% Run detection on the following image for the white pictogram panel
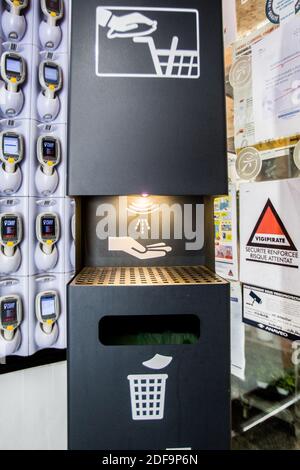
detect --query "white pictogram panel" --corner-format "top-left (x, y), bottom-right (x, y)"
top-left (96, 7), bottom-right (200, 79)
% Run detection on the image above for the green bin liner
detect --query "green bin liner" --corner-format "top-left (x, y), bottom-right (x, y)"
top-left (111, 331), bottom-right (198, 346)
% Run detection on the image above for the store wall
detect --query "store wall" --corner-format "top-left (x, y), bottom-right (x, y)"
top-left (0, 362), bottom-right (67, 450)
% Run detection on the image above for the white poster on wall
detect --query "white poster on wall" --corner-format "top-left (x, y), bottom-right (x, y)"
top-left (222, 0), bottom-right (237, 47)
top-left (230, 53), bottom-right (255, 150)
top-left (243, 284), bottom-right (300, 340)
top-left (252, 15), bottom-right (300, 143)
top-left (214, 185), bottom-right (239, 281)
top-left (228, 153), bottom-right (241, 188)
top-left (240, 178), bottom-right (300, 296)
top-left (266, 0), bottom-right (300, 24)
top-left (231, 282), bottom-right (245, 380)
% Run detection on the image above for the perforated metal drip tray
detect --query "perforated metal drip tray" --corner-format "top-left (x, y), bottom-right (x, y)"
top-left (72, 266), bottom-right (227, 287)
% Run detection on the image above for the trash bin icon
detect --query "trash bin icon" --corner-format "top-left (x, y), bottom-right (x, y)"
top-left (127, 374), bottom-right (168, 421)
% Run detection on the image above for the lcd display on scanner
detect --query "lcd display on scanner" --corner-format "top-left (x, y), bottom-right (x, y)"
top-left (46, 0), bottom-right (60, 14)
top-left (3, 136), bottom-right (19, 156)
top-left (6, 57), bottom-right (21, 76)
top-left (2, 301), bottom-right (17, 325)
top-left (41, 295), bottom-right (56, 320)
top-left (42, 140), bottom-right (56, 160)
top-left (42, 218), bottom-right (55, 238)
top-left (2, 218), bottom-right (17, 241)
top-left (45, 65), bottom-right (58, 84)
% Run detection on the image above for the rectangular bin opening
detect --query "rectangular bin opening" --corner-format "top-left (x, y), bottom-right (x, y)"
top-left (99, 314), bottom-right (200, 346)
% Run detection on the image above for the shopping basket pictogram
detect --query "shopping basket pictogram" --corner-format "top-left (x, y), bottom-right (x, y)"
top-left (134, 36), bottom-right (199, 78)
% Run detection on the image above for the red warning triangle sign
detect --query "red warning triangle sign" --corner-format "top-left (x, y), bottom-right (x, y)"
top-left (247, 199), bottom-right (297, 251)
top-left (255, 205), bottom-right (285, 236)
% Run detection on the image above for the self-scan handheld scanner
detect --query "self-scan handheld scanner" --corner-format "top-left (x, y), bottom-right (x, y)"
top-left (0, 294), bottom-right (22, 341)
top-left (1, 52), bottom-right (26, 93)
top-left (39, 0), bottom-right (64, 50)
top-left (36, 290), bottom-right (59, 335)
top-left (39, 60), bottom-right (62, 99)
top-left (0, 131), bottom-right (24, 194)
top-left (0, 131), bottom-right (24, 174)
top-left (0, 213), bottom-right (22, 257)
top-left (41, 0), bottom-right (63, 27)
top-left (36, 212), bottom-right (59, 255)
top-left (37, 60), bottom-right (62, 121)
top-left (37, 135), bottom-right (60, 176)
top-left (0, 52), bottom-right (26, 116)
top-left (2, 0), bottom-right (28, 41)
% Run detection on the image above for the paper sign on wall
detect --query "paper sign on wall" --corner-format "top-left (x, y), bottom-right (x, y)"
top-left (252, 15), bottom-right (300, 143)
top-left (231, 282), bottom-right (245, 380)
top-left (222, 0), bottom-right (237, 47)
top-left (240, 178), bottom-right (300, 295)
top-left (214, 185), bottom-right (239, 281)
top-left (243, 284), bottom-right (300, 340)
top-left (266, 0), bottom-right (300, 24)
top-left (230, 52), bottom-right (255, 150)
top-left (246, 199), bottom-right (298, 268)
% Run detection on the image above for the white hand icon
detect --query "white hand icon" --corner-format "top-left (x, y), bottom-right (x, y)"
top-left (99, 8), bottom-right (157, 39)
top-left (109, 237), bottom-right (172, 260)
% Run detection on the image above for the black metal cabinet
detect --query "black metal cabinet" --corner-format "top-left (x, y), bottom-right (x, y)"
top-left (68, 268), bottom-right (230, 450)
top-left (68, 0), bottom-right (226, 196)
top-left (67, 0), bottom-right (230, 451)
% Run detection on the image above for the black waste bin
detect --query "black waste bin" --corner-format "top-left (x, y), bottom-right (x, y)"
top-left (68, 266), bottom-right (230, 450)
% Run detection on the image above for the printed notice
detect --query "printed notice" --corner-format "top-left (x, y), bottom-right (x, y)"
top-left (230, 52), bottom-right (255, 149)
top-left (240, 178), bottom-right (300, 296)
top-left (231, 283), bottom-right (245, 380)
top-left (243, 284), bottom-right (300, 340)
top-left (252, 15), bottom-right (300, 143)
top-left (266, 0), bottom-right (300, 24)
top-left (246, 198), bottom-right (299, 269)
top-left (222, 0), bottom-right (237, 46)
top-left (214, 185), bottom-right (239, 281)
